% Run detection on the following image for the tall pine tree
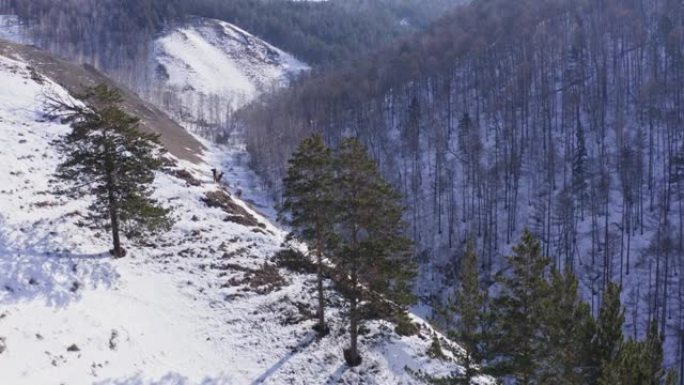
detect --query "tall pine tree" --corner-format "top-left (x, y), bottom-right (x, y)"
top-left (539, 268), bottom-right (595, 385)
top-left (332, 138), bottom-right (414, 366)
top-left (491, 229), bottom-right (550, 385)
top-left (642, 320), bottom-right (675, 385)
top-left (454, 240), bottom-right (485, 383)
top-left (593, 282), bottom-right (625, 384)
top-left (279, 134), bottom-right (335, 337)
top-left (572, 122), bottom-right (588, 214)
top-left (416, 240), bottom-right (487, 384)
top-left (53, 85), bottom-right (171, 258)
top-left (597, 321), bottom-right (675, 385)
top-left (643, 320), bottom-right (664, 385)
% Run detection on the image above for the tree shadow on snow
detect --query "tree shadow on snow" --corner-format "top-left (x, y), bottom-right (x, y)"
top-left (325, 364), bottom-right (349, 385)
top-left (250, 332), bottom-right (317, 385)
top-left (0, 215), bottom-right (119, 307)
top-left (94, 373), bottom-right (236, 385)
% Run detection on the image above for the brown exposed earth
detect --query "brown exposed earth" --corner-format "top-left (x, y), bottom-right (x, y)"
top-left (0, 39), bottom-right (205, 164)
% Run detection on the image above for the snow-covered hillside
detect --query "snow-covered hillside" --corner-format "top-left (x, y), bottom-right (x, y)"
top-left (0, 51), bottom-right (484, 384)
top-left (0, 15), bottom-right (307, 136)
top-left (150, 17), bottom-right (308, 130)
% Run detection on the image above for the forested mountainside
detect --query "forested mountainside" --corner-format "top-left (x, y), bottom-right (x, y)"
top-left (0, 1), bottom-right (309, 140)
top-left (0, 0), bottom-right (681, 382)
top-left (1, 0), bottom-right (462, 75)
top-left (0, 38), bottom-right (479, 385)
top-left (0, 0), bottom-right (462, 138)
top-left (243, 0), bottom-right (684, 368)
top-left (1, 0), bottom-right (185, 85)
top-left (185, 0), bottom-right (464, 66)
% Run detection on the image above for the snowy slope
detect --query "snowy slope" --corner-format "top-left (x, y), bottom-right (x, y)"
top-left (151, 17), bottom-right (308, 128)
top-left (0, 54), bottom-right (487, 384)
top-left (0, 15), bottom-right (307, 134)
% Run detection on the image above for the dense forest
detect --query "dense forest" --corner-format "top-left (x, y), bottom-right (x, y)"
top-left (282, 135), bottom-right (675, 383)
top-left (0, 0), bottom-right (461, 74)
top-left (0, 0), bottom-right (185, 85)
top-left (242, 0), bottom-right (684, 374)
top-left (3, 0), bottom-right (684, 379)
top-left (0, 0), bottom-right (463, 134)
top-left (185, 0), bottom-right (462, 66)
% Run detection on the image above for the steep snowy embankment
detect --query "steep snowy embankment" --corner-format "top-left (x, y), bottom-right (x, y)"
top-left (0, 54), bottom-right (485, 385)
top-left (151, 17), bottom-right (308, 127)
top-left (0, 14), bottom-right (307, 133)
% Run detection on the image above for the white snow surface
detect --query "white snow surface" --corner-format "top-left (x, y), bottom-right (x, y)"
top-left (152, 18), bottom-right (308, 115)
top-left (0, 55), bottom-right (487, 384)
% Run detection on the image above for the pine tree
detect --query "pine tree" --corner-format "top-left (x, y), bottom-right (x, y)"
top-left (491, 229), bottom-right (550, 385)
top-left (539, 268), bottom-right (595, 385)
top-left (454, 240), bottom-right (485, 383)
top-left (332, 138), bottom-right (415, 367)
top-left (457, 112), bottom-right (473, 159)
top-left (53, 85), bottom-right (171, 258)
top-left (597, 320), bottom-right (676, 385)
top-left (642, 320), bottom-right (668, 385)
top-left (572, 116), bottom-right (588, 206)
top-left (418, 241), bottom-right (487, 384)
top-left (279, 134), bottom-right (334, 337)
top-left (592, 282), bottom-right (625, 384)
top-left (403, 97), bottom-right (421, 155)
top-left (597, 339), bottom-right (642, 385)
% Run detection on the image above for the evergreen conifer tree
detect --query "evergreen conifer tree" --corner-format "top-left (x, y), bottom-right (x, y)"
top-left (572, 123), bottom-right (588, 207)
top-left (491, 229), bottom-right (550, 385)
top-left (540, 268), bottom-right (595, 385)
top-left (597, 339), bottom-right (642, 385)
top-left (279, 134), bottom-right (335, 337)
top-left (593, 282), bottom-right (625, 383)
top-left (642, 320), bottom-right (671, 385)
top-left (419, 241), bottom-right (487, 384)
top-left (457, 112), bottom-right (473, 158)
top-left (454, 240), bottom-right (485, 383)
top-left (53, 85), bottom-right (171, 258)
top-left (332, 138), bottom-right (414, 367)
top-left (597, 320), bottom-right (676, 385)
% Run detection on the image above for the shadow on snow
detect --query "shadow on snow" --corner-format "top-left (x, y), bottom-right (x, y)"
top-left (0, 215), bottom-right (119, 307)
top-left (250, 332), bottom-right (317, 385)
